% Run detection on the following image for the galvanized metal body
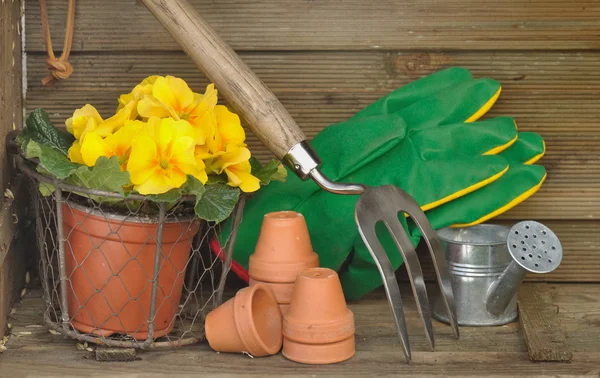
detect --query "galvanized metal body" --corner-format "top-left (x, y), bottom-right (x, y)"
top-left (433, 222), bottom-right (563, 326)
top-left (432, 224), bottom-right (517, 326)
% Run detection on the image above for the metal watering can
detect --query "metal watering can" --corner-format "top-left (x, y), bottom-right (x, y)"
top-left (432, 221), bottom-right (562, 326)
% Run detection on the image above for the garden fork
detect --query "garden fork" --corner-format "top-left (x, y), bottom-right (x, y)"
top-left (141, 0), bottom-right (459, 363)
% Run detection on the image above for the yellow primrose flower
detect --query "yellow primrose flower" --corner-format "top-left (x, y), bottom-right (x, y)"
top-left (66, 102), bottom-right (135, 142)
top-left (79, 120), bottom-right (144, 168)
top-left (127, 117), bottom-right (208, 195)
top-left (65, 104), bottom-right (103, 140)
top-left (117, 75), bottom-right (161, 119)
top-left (195, 105), bottom-right (247, 163)
top-left (138, 77), bottom-right (217, 144)
top-left (209, 143), bottom-right (260, 193)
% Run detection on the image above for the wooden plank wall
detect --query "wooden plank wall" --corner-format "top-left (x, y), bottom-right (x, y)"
top-left (24, 0), bottom-right (600, 282)
top-left (0, 0), bottom-right (27, 334)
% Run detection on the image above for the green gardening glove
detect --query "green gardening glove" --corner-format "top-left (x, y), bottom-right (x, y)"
top-left (342, 131), bottom-right (546, 299)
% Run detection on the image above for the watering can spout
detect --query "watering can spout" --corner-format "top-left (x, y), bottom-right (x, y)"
top-left (485, 262), bottom-right (527, 316)
top-left (486, 221), bottom-right (563, 316)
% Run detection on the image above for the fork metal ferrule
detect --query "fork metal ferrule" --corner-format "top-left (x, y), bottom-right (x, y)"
top-left (284, 140), bottom-right (366, 195)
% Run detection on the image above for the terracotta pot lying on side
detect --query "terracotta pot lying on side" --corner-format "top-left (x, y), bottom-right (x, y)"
top-left (205, 284), bottom-right (283, 357)
top-left (62, 201), bottom-right (199, 340)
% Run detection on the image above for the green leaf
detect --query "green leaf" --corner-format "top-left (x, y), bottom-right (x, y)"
top-left (194, 183), bottom-right (240, 223)
top-left (181, 175), bottom-right (206, 198)
top-left (38, 182), bottom-right (56, 196)
top-left (205, 174), bottom-right (227, 185)
top-left (250, 157), bottom-right (287, 185)
top-left (66, 156), bottom-right (130, 196)
top-left (147, 189), bottom-right (182, 203)
top-left (20, 109), bottom-right (75, 155)
top-left (25, 141), bottom-right (79, 179)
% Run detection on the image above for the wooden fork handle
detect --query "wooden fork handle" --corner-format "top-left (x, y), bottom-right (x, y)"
top-left (141, 0), bottom-right (306, 160)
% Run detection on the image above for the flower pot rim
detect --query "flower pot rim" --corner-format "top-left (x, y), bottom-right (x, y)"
top-left (65, 200), bottom-right (199, 225)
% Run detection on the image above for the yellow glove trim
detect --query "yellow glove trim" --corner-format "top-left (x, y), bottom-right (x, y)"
top-left (483, 134), bottom-right (518, 156)
top-left (525, 139), bottom-right (546, 165)
top-left (449, 172), bottom-right (547, 228)
top-left (465, 87), bottom-right (502, 123)
top-left (421, 165), bottom-right (509, 212)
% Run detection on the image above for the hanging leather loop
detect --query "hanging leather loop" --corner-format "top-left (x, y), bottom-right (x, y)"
top-left (40, 0), bottom-right (76, 86)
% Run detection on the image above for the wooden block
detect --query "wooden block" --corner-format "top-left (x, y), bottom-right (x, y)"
top-left (518, 284), bottom-right (573, 362)
top-left (95, 347), bottom-right (139, 362)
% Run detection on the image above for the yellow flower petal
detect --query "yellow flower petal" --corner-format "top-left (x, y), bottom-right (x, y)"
top-left (68, 141), bottom-right (84, 164)
top-left (66, 105), bottom-right (103, 140)
top-left (128, 134), bottom-right (159, 185)
top-left (80, 132), bottom-right (114, 167)
top-left (152, 76), bottom-right (195, 115)
top-left (213, 144), bottom-right (251, 172)
top-left (97, 101), bottom-right (136, 136)
top-left (228, 167), bottom-right (260, 193)
top-left (137, 94), bottom-right (173, 119)
top-left (134, 173), bottom-right (174, 195)
top-left (215, 105), bottom-right (246, 147)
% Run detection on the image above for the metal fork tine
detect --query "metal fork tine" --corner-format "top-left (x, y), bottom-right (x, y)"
top-left (393, 187), bottom-right (460, 338)
top-left (356, 205), bottom-right (412, 363)
top-left (383, 213), bottom-right (435, 351)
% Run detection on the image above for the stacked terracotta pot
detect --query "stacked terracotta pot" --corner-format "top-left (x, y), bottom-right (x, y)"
top-left (205, 211), bottom-right (355, 364)
top-left (249, 211), bottom-right (319, 314)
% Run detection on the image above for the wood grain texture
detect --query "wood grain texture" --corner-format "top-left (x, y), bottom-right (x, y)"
top-left (24, 52), bottom-right (600, 221)
top-left (0, 0), bottom-right (25, 335)
top-left (24, 0), bottom-right (600, 52)
top-left (518, 283), bottom-right (573, 362)
top-left (141, 0), bottom-right (306, 159)
top-left (3, 284), bottom-right (600, 377)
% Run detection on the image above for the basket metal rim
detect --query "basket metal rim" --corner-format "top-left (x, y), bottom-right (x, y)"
top-left (64, 199), bottom-right (198, 224)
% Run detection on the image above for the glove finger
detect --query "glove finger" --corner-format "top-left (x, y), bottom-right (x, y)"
top-left (398, 78), bottom-right (501, 129)
top-left (419, 164), bottom-right (547, 231)
top-left (413, 116), bottom-right (517, 161)
top-left (499, 132), bottom-right (546, 164)
top-left (347, 152), bottom-right (509, 211)
top-left (351, 67), bottom-right (473, 120)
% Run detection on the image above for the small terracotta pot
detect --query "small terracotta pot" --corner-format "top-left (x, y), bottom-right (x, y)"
top-left (205, 284), bottom-right (283, 357)
top-left (249, 278), bottom-right (294, 312)
top-left (62, 202), bottom-right (199, 340)
top-left (283, 268), bottom-right (355, 364)
top-left (249, 211), bottom-right (319, 283)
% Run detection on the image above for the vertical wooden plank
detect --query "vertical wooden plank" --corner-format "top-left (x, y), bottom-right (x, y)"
top-left (0, 0), bottom-right (25, 334)
top-left (518, 284), bottom-right (573, 362)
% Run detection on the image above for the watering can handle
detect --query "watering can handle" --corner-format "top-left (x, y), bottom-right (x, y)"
top-left (141, 0), bottom-right (306, 161)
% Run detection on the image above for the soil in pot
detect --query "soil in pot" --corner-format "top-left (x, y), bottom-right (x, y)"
top-left (62, 201), bottom-right (199, 340)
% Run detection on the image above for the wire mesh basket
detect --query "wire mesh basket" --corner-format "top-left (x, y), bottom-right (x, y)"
top-left (16, 153), bottom-right (244, 349)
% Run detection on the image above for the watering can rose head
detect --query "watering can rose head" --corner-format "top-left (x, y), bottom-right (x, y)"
top-left (16, 75), bottom-right (286, 223)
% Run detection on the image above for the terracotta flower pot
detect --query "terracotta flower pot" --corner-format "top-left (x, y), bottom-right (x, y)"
top-left (62, 202), bottom-right (199, 340)
top-left (205, 284), bottom-right (283, 357)
top-left (249, 278), bottom-right (295, 314)
top-left (283, 268), bottom-right (355, 364)
top-left (249, 211), bottom-right (319, 283)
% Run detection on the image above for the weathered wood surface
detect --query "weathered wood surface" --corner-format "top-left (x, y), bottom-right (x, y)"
top-left (0, 0), bottom-right (25, 335)
top-left (24, 52), bottom-right (600, 221)
top-left (518, 283), bottom-right (573, 362)
top-left (3, 284), bottom-right (600, 377)
top-left (24, 0), bottom-right (600, 52)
